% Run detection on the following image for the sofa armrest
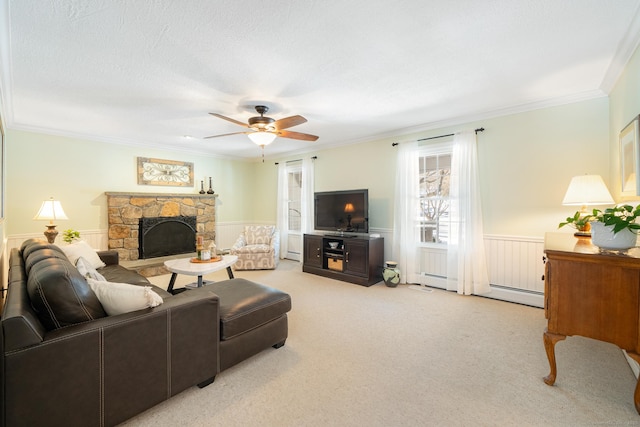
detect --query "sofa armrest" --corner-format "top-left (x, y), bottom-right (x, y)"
top-left (3, 288), bottom-right (220, 426)
top-left (97, 250), bottom-right (119, 266)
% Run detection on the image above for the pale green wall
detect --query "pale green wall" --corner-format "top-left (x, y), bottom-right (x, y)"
top-left (474, 99), bottom-right (610, 236)
top-left (5, 130), bottom-right (255, 235)
top-left (609, 43), bottom-right (640, 202)
top-left (260, 97), bottom-right (610, 238)
top-left (3, 88), bottom-right (622, 242)
top-left (250, 160), bottom-right (278, 224)
top-left (6, 97), bottom-right (612, 241)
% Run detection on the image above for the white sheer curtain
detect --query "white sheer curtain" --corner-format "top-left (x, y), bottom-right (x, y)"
top-left (392, 141), bottom-right (420, 284)
top-left (300, 157), bottom-right (315, 234)
top-left (276, 162), bottom-right (289, 259)
top-left (446, 131), bottom-right (490, 295)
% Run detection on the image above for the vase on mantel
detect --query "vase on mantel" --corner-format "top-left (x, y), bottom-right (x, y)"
top-left (590, 221), bottom-right (638, 250)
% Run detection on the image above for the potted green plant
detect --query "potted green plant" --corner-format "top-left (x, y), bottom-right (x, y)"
top-left (558, 211), bottom-right (593, 234)
top-left (560, 204), bottom-right (640, 250)
top-left (62, 229), bottom-right (81, 244)
top-left (590, 205), bottom-right (640, 249)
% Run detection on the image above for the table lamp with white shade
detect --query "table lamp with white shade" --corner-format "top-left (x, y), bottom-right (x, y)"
top-left (33, 197), bottom-right (68, 243)
top-left (562, 174), bottom-right (614, 236)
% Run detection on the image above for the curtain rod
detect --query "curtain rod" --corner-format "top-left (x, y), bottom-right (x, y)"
top-left (391, 127), bottom-right (485, 147)
top-left (275, 156), bottom-right (317, 165)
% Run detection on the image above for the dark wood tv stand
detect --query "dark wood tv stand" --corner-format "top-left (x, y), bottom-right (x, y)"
top-left (302, 234), bottom-right (384, 286)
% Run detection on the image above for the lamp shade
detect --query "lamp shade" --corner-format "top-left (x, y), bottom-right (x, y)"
top-left (34, 197), bottom-right (68, 222)
top-left (247, 131), bottom-right (277, 146)
top-left (562, 175), bottom-right (614, 206)
top-left (344, 203), bottom-right (355, 213)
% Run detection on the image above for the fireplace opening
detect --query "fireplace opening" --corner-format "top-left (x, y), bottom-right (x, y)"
top-left (139, 216), bottom-right (197, 259)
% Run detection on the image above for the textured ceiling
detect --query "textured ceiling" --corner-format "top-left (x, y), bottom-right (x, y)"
top-left (2, 0), bottom-right (640, 160)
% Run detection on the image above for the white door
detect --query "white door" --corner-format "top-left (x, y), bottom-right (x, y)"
top-left (286, 164), bottom-right (303, 261)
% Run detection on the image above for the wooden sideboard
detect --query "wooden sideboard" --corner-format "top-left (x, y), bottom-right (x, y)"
top-left (543, 232), bottom-right (640, 414)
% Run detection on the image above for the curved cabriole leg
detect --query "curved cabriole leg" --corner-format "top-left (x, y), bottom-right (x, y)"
top-left (543, 330), bottom-right (566, 386)
top-left (626, 352), bottom-right (640, 414)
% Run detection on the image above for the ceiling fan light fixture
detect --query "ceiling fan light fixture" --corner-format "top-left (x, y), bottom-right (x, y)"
top-left (248, 131), bottom-right (277, 146)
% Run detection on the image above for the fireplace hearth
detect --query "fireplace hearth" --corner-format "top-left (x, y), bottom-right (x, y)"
top-left (139, 216), bottom-right (196, 259)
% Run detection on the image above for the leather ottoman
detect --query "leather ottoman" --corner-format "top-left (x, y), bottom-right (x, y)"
top-left (206, 278), bottom-right (292, 371)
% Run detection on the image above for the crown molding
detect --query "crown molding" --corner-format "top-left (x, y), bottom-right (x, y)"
top-left (8, 121), bottom-right (249, 161)
top-left (600, 2), bottom-right (640, 93)
top-left (359, 90), bottom-right (608, 143)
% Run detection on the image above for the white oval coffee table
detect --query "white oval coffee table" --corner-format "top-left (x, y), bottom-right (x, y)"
top-left (164, 255), bottom-right (238, 293)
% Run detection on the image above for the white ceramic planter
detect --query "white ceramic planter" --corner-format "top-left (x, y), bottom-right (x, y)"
top-left (590, 221), bottom-right (638, 250)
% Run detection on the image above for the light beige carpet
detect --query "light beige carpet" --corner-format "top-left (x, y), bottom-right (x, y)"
top-left (121, 260), bottom-right (640, 426)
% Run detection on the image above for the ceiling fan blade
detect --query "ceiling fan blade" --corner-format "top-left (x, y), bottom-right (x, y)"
top-left (209, 113), bottom-right (249, 128)
top-left (276, 129), bottom-right (319, 141)
top-left (273, 115), bottom-right (307, 130)
top-left (203, 131), bottom-right (250, 139)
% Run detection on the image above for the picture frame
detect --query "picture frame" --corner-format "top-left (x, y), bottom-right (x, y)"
top-left (137, 157), bottom-right (194, 187)
top-left (620, 115), bottom-right (640, 197)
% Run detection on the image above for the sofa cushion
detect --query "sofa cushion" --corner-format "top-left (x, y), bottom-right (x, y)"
top-left (24, 248), bottom-right (69, 275)
top-left (22, 240), bottom-right (65, 259)
top-left (96, 264), bottom-right (171, 299)
top-left (207, 278), bottom-right (291, 340)
top-left (86, 278), bottom-right (163, 316)
top-left (61, 240), bottom-right (106, 269)
top-left (98, 264), bottom-right (151, 285)
top-left (234, 244), bottom-right (273, 254)
top-left (27, 257), bottom-right (107, 330)
top-left (244, 225), bottom-right (274, 245)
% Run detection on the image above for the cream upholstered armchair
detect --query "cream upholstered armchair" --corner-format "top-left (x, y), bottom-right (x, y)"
top-left (230, 225), bottom-right (280, 270)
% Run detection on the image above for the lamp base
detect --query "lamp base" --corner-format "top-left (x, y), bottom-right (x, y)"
top-left (43, 224), bottom-right (58, 244)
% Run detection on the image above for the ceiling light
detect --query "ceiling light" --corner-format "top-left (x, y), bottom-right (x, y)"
top-left (248, 132), bottom-right (277, 146)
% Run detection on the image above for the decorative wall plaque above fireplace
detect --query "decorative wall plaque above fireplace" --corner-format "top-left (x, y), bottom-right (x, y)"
top-left (137, 157), bottom-right (194, 187)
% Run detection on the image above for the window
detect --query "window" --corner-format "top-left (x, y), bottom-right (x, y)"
top-left (418, 151), bottom-right (451, 243)
top-left (287, 164), bottom-right (302, 232)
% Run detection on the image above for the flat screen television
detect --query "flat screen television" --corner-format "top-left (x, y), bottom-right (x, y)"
top-left (314, 189), bottom-right (369, 233)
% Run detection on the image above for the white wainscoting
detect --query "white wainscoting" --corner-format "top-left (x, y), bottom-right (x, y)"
top-left (6, 229), bottom-right (108, 254)
top-left (484, 235), bottom-right (545, 293)
top-left (414, 234), bottom-right (545, 307)
top-left (214, 221), bottom-right (248, 251)
top-left (4, 227), bottom-right (545, 307)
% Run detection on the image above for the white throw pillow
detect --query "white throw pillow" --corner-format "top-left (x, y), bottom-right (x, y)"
top-left (76, 256), bottom-right (107, 281)
top-left (61, 240), bottom-right (106, 269)
top-left (86, 278), bottom-right (163, 316)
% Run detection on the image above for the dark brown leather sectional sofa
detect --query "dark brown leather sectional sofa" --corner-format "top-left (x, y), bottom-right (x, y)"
top-left (0, 239), bottom-right (291, 426)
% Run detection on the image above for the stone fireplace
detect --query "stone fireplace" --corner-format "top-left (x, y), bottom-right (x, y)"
top-left (106, 192), bottom-right (216, 261)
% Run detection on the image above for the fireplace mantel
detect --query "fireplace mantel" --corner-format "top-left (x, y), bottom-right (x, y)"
top-left (105, 192), bottom-right (217, 199)
top-left (106, 192), bottom-right (216, 261)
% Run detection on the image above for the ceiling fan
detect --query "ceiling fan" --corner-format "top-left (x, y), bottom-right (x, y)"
top-left (205, 105), bottom-right (319, 146)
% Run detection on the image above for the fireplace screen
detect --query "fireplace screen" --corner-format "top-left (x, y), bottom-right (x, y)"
top-left (139, 216), bottom-right (197, 259)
